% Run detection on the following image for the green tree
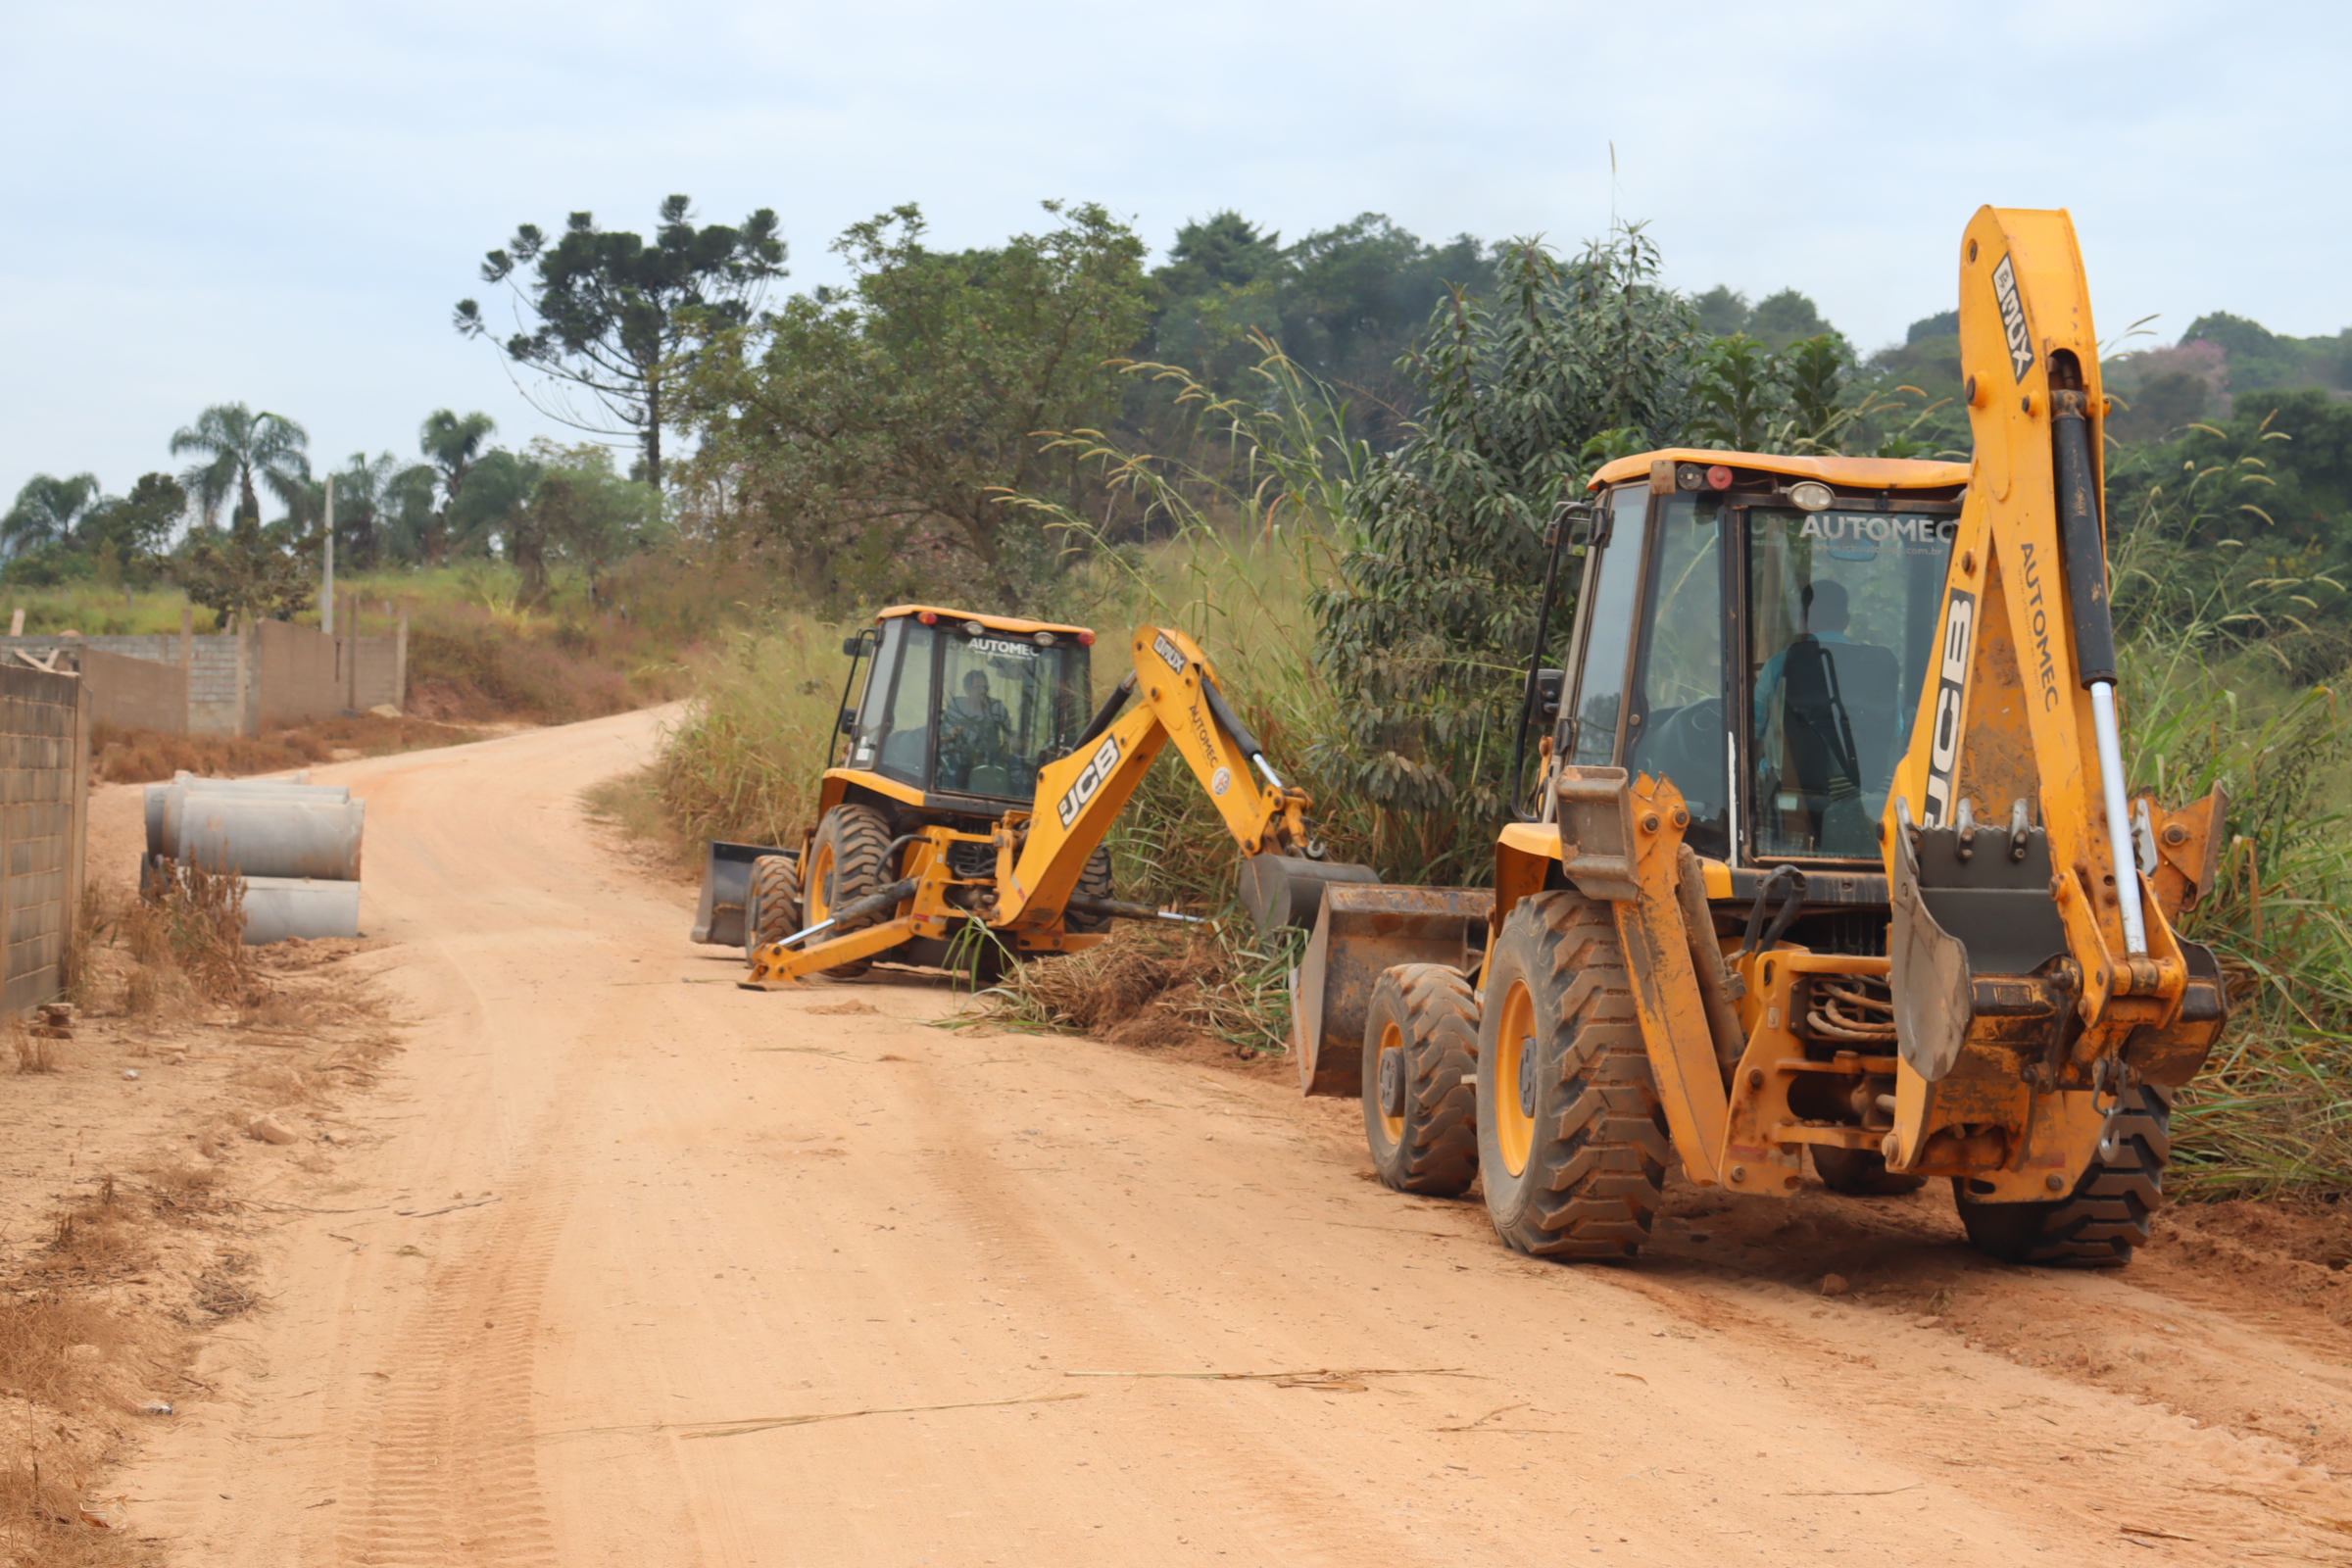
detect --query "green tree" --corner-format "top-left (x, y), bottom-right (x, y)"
top-left (1311, 223), bottom-right (1700, 864)
top-left (79, 472), bottom-right (187, 578)
top-left (170, 403), bottom-right (310, 525)
top-left (416, 410), bottom-right (497, 564)
top-left (513, 440), bottom-right (663, 602)
top-left (456, 195), bottom-right (786, 487)
top-left (328, 452), bottom-right (436, 569)
top-left (684, 199), bottom-right (1150, 606)
top-left (177, 512), bottom-right (314, 623)
top-left (2, 472), bottom-right (106, 557)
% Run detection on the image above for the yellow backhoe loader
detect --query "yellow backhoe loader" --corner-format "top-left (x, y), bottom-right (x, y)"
top-left (692, 607), bottom-right (1376, 987)
top-left (1299, 206), bottom-right (2231, 1267)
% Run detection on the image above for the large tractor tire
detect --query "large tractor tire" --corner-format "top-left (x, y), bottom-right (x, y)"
top-left (1812, 1146), bottom-right (1928, 1197)
top-left (1067, 847), bottom-right (1117, 935)
top-left (1476, 891), bottom-right (1671, 1259)
top-left (745, 855), bottom-right (803, 954)
top-left (1361, 964), bottom-right (1480, 1197)
top-left (805, 805), bottom-right (897, 977)
top-left (1954, 1086), bottom-right (2171, 1267)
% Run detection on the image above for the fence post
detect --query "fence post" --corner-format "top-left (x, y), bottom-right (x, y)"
top-left (178, 603), bottom-right (194, 735)
top-left (395, 612), bottom-right (410, 713)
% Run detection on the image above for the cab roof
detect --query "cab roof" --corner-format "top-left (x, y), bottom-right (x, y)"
top-left (1588, 449), bottom-right (1970, 491)
top-left (875, 605), bottom-right (1095, 638)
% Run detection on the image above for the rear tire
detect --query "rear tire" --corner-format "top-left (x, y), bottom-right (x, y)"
top-left (807, 805), bottom-right (896, 977)
top-left (746, 855), bottom-right (803, 954)
top-left (1476, 892), bottom-right (1670, 1259)
top-left (1067, 847), bottom-right (1116, 934)
top-left (1813, 1146), bottom-right (1928, 1196)
top-left (1361, 964), bottom-right (1480, 1197)
top-left (1954, 1086), bottom-right (2171, 1267)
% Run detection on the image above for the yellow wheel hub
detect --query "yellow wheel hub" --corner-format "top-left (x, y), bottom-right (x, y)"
top-left (808, 842), bottom-right (837, 924)
top-left (1494, 979), bottom-right (1537, 1177)
top-left (1374, 1020), bottom-right (1406, 1146)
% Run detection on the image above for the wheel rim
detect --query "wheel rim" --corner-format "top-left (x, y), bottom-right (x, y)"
top-left (808, 842), bottom-right (836, 924)
top-left (1494, 979), bottom-right (1537, 1178)
top-left (1374, 1021), bottom-right (1406, 1146)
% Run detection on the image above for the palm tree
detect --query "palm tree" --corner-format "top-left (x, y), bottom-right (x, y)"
top-left (1, 472), bottom-right (107, 558)
top-left (330, 451), bottom-right (437, 568)
top-left (171, 403), bottom-right (311, 526)
top-left (417, 410), bottom-right (496, 564)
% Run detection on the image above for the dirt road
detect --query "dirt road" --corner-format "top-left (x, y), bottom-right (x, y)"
top-left (119, 710), bottom-right (2352, 1566)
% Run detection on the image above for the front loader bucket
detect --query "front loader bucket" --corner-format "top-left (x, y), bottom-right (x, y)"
top-left (692, 839), bottom-right (796, 947)
top-left (1292, 885), bottom-right (1493, 1097)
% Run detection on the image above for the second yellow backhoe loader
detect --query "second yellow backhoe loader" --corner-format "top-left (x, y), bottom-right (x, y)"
top-left (695, 607), bottom-right (1376, 988)
top-left (1298, 206), bottom-right (2232, 1268)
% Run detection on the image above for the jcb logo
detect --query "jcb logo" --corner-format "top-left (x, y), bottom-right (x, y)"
top-left (1056, 732), bottom-right (1123, 829)
top-left (1152, 633), bottom-right (1187, 675)
top-left (1923, 589), bottom-right (1977, 827)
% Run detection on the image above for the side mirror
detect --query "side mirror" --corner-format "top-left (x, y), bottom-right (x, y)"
top-left (838, 708), bottom-right (858, 736)
top-left (841, 635), bottom-right (865, 658)
top-left (1559, 503), bottom-right (1600, 557)
top-left (1532, 667), bottom-right (1565, 724)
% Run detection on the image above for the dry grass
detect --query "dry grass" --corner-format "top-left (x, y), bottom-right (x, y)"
top-left (121, 866), bottom-right (253, 1010)
top-left (8, 1022), bottom-right (55, 1076)
top-left (979, 923), bottom-right (1299, 1055)
top-left (91, 712), bottom-right (481, 786)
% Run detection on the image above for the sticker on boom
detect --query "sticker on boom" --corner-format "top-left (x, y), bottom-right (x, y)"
top-left (1922, 588), bottom-right (1977, 827)
top-left (1991, 254), bottom-right (2034, 382)
top-left (1056, 732), bottom-right (1123, 829)
top-left (1152, 632), bottom-right (1187, 675)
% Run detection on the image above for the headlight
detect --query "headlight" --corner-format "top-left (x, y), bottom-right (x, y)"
top-left (1788, 480), bottom-right (1835, 512)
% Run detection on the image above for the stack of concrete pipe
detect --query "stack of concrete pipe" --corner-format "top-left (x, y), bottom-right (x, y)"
top-left (142, 772), bottom-right (365, 944)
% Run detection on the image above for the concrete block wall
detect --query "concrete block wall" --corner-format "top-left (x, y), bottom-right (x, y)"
top-left (0, 663), bottom-right (87, 1012)
top-left (0, 626), bottom-right (401, 735)
top-left (75, 646), bottom-right (186, 732)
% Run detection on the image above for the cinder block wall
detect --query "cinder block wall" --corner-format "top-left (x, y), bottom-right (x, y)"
top-left (75, 647), bottom-right (185, 731)
top-left (0, 629), bottom-right (400, 734)
top-left (0, 664), bottom-right (88, 1012)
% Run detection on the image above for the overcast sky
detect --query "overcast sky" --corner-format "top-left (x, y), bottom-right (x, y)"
top-left (3, 0), bottom-right (2344, 505)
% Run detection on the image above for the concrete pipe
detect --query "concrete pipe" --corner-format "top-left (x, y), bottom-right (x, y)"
top-left (239, 876), bottom-right (362, 945)
top-left (169, 788), bottom-right (366, 881)
top-left (148, 779), bottom-right (349, 856)
top-left (174, 777), bottom-right (351, 802)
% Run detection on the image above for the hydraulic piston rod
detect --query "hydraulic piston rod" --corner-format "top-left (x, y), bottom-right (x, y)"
top-left (2052, 389), bottom-right (2146, 956)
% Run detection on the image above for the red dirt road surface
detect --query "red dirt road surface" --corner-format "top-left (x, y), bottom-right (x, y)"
top-left (115, 710), bottom-right (2352, 1566)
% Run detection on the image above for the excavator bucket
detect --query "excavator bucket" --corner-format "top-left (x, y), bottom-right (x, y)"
top-left (1292, 884), bottom-right (1493, 1097)
top-left (691, 839), bottom-right (796, 947)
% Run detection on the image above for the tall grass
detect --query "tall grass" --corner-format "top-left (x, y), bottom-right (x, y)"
top-left (2117, 539), bottom-right (2352, 1198)
top-left (652, 614), bottom-right (854, 849)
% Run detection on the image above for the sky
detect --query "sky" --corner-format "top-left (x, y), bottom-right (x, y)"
top-left (3, 0), bottom-right (2346, 507)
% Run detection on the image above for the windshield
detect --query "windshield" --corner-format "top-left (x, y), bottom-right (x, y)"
top-left (936, 631), bottom-right (1092, 800)
top-left (1747, 506), bottom-right (1954, 859)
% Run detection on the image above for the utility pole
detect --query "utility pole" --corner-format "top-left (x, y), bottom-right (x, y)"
top-left (322, 474), bottom-right (336, 636)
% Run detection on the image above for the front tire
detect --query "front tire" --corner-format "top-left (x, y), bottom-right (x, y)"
top-left (1954, 1086), bottom-right (2171, 1267)
top-left (1361, 964), bottom-right (1480, 1197)
top-left (1476, 892), bottom-right (1670, 1259)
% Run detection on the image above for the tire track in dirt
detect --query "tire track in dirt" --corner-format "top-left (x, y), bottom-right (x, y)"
top-left (338, 1175), bottom-right (570, 1567)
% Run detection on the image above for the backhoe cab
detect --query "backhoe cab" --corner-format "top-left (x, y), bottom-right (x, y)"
top-left (693, 605), bottom-right (1376, 988)
top-left (1318, 207), bottom-right (2231, 1269)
